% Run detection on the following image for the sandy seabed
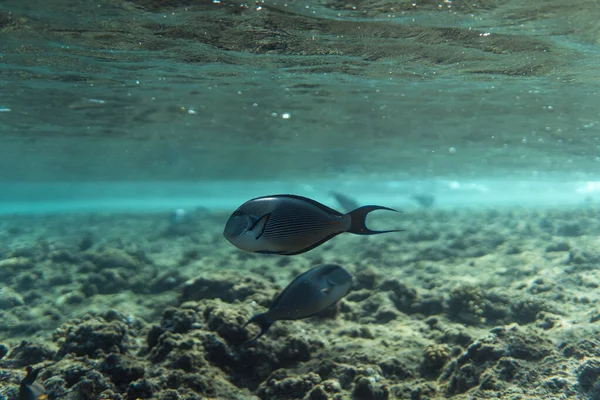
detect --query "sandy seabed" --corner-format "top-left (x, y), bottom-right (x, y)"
top-left (1, 205), bottom-right (600, 399)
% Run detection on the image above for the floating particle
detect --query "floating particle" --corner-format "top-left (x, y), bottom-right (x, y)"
top-left (282, 113), bottom-right (291, 119)
top-left (448, 146), bottom-right (456, 154)
top-left (0, 106), bottom-right (11, 112)
top-left (582, 123), bottom-right (595, 130)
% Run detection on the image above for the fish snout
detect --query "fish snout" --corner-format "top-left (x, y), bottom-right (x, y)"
top-left (224, 214), bottom-right (252, 238)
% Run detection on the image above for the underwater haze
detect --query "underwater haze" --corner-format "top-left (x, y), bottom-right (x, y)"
top-left (2, 0), bottom-right (600, 399)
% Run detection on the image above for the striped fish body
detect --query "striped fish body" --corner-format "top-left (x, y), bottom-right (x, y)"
top-left (224, 194), bottom-right (350, 255)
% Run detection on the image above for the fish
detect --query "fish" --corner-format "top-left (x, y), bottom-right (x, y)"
top-left (223, 194), bottom-right (401, 256)
top-left (19, 366), bottom-right (47, 400)
top-left (242, 264), bottom-right (353, 343)
top-left (410, 193), bottom-right (435, 208)
top-left (329, 191), bottom-right (360, 213)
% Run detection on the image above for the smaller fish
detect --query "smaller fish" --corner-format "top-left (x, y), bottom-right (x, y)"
top-left (243, 264), bottom-right (353, 343)
top-left (410, 193), bottom-right (435, 208)
top-left (329, 191), bottom-right (360, 213)
top-left (19, 366), bottom-right (47, 400)
top-left (224, 194), bottom-right (402, 256)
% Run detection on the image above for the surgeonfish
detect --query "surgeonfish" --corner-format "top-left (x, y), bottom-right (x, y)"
top-left (19, 366), bottom-right (47, 400)
top-left (243, 264), bottom-right (353, 342)
top-left (223, 194), bottom-right (401, 255)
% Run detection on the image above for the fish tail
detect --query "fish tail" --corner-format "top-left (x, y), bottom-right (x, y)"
top-left (242, 313), bottom-right (273, 343)
top-left (347, 205), bottom-right (403, 235)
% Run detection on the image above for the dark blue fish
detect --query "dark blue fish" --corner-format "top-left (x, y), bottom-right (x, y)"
top-left (223, 194), bottom-right (401, 255)
top-left (243, 264), bottom-right (353, 342)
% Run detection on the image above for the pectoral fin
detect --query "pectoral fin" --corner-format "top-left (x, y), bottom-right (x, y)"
top-left (249, 213), bottom-right (271, 240)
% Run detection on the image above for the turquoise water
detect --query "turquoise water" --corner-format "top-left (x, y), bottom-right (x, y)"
top-left (0, 179), bottom-right (597, 215)
top-left (2, 1), bottom-right (600, 399)
top-left (2, 0), bottom-right (600, 186)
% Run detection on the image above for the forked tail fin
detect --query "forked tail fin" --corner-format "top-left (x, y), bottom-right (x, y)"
top-left (347, 205), bottom-right (403, 235)
top-left (242, 313), bottom-right (273, 345)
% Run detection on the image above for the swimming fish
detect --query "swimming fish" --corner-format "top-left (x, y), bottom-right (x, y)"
top-left (243, 264), bottom-right (353, 342)
top-left (223, 194), bottom-right (401, 255)
top-left (410, 193), bottom-right (435, 208)
top-left (329, 191), bottom-right (360, 213)
top-left (19, 366), bottom-right (47, 400)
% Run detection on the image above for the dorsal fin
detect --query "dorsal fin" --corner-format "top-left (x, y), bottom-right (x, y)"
top-left (249, 194), bottom-right (344, 217)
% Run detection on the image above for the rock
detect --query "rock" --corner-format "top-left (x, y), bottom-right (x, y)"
top-left (0, 257), bottom-right (35, 270)
top-left (577, 359), bottom-right (600, 392)
top-left (98, 353), bottom-right (145, 390)
top-left (126, 378), bottom-right (159, 399)
top-left (378, 358), bottom-right (414, 381)
top-left (257, 371), bottom-right (322, 400)
top-left (352, 376), bottom-right (389, 400)
top-left (562, 339), bottom-right (600, 359)
top-left (50, 249), bottom-right (79, 263)
top-left (179, 274), bottom-right (268, 304)
top-left (545, 241), bottom-right (570, 252)
top-left (442, 325), bottom-right (555, 395)
top-left (203, 299), bottom-right (251, 344)
top-left (512, 295), bottom-right (550, 323)
top-left (379, 279), bottom-right (417, 314)
top-left (69, 369), bottom-right (117, 399)
top-left (5, 340), bottom-right (55, 367)
top-left (373, 306), bottom-right (399, 323)
top-left (422, 344), bottom-right (451, 371)
top-left (407, 230), bottom-right (440, 242)
top-left (58, 291), bottom-right (86, 305)
top-left (556, 222), bottom-right (583, 237)
top-left (159, 306), bottom-right (200, 334)
top-left (0, 287), bottom-right (24, 309)
top-left (83, 248), bottom-right (141, 271)
top-left (54, 316), bottom-right (132, 358)
top-left (353, 268), bottom-right (380, 290)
